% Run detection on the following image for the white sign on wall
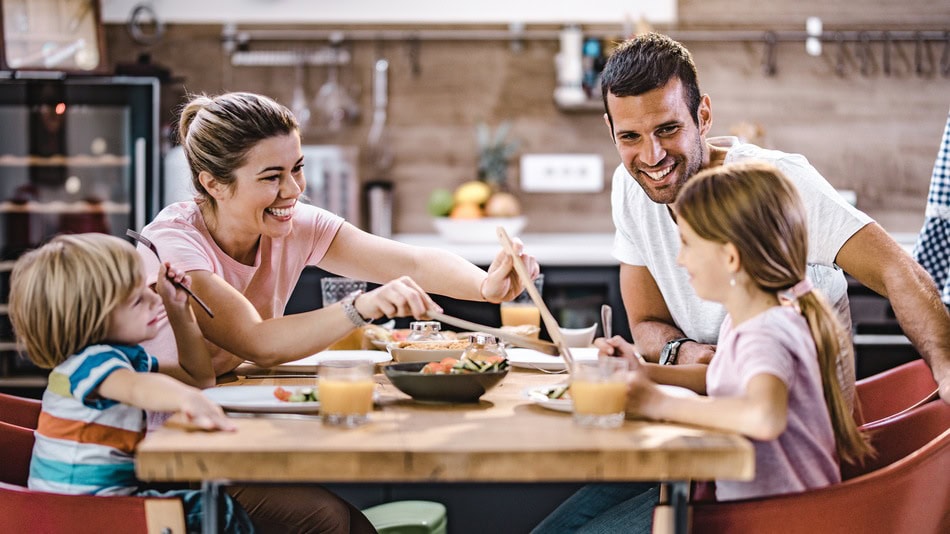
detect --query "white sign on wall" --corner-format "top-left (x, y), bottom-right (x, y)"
top-left (101, 1), bottom-right (676, 24)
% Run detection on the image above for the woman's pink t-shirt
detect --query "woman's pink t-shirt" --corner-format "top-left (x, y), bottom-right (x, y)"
top-left (137, 201), bottom-right (344, 373)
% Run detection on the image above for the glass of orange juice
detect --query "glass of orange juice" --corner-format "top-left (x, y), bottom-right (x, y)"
top-left (500, 274), bottom-right (544, 338)
top-left (570, 358), bottom-right (629, 428)
top-left (322, 277), bottom-right (368, 350)
top-left (318, 360), bottom-right (375, 427)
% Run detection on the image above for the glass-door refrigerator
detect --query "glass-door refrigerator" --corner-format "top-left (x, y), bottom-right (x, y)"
top-left (0, 76), bottom-right (159, 395)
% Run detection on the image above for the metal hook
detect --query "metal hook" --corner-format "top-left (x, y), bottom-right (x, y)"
top-left (915, 31), bottom-right (934, 77)
top-left (762, 31), bottom-right (778, 76)
top-left (858, 31), bottom-right (874, 77)
top-left (835, 32), bottom-right (848, 77)
top-left (408, 34), bottom-right (422, 77)
top-left (883, 31), bottom-right (892, 76)
top-left (940, 31), bottom-right (950, 77)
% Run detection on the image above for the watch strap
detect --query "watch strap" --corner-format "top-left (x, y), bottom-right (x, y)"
top-left (659, 337), bottom-right (693, 365)
top-left (341, 290), bottom-right (371, 328)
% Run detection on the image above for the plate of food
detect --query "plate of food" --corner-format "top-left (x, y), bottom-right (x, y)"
top-left (523, 383), bottom-right (700, 413)
top-left (506, 347), bottom-right (600, 372)
top-left (204, 385), bottom-right (322, 413)
top-left (388, 339), bottom-right (470, 363)
top-left (244, 350), bottom-right (393, 374)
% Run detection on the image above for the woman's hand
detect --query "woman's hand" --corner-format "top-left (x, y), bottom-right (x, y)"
top-left (354, 275), bottom-right (442, 320)
top-left (482, 237), bottom-right (541, 303)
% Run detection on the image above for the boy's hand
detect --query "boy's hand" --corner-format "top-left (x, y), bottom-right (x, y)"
top-left (180, 389), bottom-right (236, 432)
top-left (155, 262), bottom-right (191, 313)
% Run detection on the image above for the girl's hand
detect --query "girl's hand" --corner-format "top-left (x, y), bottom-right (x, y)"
top-left (625, 370), bottom-right (662, 418)
top-left (354, 276), bottom-right (441, 320)
top-left (482, 238), bottom-right (541, 304)
top-left (179, 388), bottom-right (236, 432)
top-left (594, 336), bottom-right (643, 369)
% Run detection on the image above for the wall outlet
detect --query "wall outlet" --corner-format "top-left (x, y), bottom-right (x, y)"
top-left (520, 154), bottom-right (604, 193)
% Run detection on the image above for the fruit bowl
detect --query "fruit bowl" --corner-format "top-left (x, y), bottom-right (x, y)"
top-left (432, 216), bottom-right (526, 243)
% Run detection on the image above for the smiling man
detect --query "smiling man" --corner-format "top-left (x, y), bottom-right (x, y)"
top-left (601, 33), bottom-right (950, 405)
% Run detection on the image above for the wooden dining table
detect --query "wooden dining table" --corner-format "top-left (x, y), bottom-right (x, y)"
top-left (135, 363), bottom-right (754, 534)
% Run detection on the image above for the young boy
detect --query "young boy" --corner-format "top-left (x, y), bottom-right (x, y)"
top-left (8, 233), bottom-right (252, 533)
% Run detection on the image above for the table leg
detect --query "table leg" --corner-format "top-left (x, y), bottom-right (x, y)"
top-left (202, 479), bottom-right (223, 534)
top-left (653, 481), bottom-right (691, 534)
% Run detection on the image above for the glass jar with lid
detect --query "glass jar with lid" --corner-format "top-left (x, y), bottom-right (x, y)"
top-left (460, 332), bottom-right (507, 362)
top-left (406, 321), bottom-right (446, 342)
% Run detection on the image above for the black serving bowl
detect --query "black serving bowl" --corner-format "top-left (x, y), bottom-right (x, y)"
top-left (383, 361), bottom-right (508, 403)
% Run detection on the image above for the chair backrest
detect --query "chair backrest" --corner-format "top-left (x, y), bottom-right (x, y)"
top-left (692, 401), bottom-right (950, 534)
top-left (0, 392), bottom-right (42, 429)
top-left (854, 358), bottom-right (938, 426)
top-left (0, 415), bottom-right (186, 533)
top-left (0, 420), bottom-right (35, 486)
top-left (0, 482), bottom-right (186, 534)
top-left (842, 399), bottom-right (950, 480)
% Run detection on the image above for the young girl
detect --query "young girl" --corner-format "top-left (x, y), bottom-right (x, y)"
top-left (8, 233), bottom-right (252, 533)
top-left (534, 161), bottom-right (873, 532)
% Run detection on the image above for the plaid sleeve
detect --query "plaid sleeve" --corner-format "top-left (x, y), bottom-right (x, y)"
top-left (913, 110), bottom-right (950, 305)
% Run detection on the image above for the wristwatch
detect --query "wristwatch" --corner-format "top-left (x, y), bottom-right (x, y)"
top-left (340, 290), bottom-right (371, 327)
top-left (659, 337), bottom-right (693, 366)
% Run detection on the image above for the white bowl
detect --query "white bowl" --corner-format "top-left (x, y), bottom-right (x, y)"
top-left (432, 216), bottom-right (527, 243)
top-left (559, 323), bottom-right (598, 347)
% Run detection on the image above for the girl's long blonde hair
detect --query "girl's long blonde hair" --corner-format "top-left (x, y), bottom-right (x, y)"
top-left (674, 161), bottom-right (873, 465)
top-left (8, 233), bottom-right (142, 368)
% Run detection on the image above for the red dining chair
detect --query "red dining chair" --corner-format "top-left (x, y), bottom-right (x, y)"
top-left (853, 358), bottom-right (938, 426)
top-left (0, 415), bottom-right (186, 533)
top-left (690, 401), bottom-right (950, 534)
top-left (0, 392), bottom-right (42, 429)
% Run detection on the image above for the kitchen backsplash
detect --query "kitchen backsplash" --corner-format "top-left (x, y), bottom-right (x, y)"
top-left (103, 1), bottom-right (948, 235)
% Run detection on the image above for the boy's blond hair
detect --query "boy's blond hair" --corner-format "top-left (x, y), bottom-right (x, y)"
top-left (8, 233), bottom-right (143, 368)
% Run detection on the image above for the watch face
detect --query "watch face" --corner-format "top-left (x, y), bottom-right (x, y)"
top-left (1, 0), bottom-right (103, 71)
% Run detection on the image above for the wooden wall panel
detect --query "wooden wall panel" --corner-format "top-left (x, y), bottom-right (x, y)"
top-left (104, 1), bottom-right (949, 235)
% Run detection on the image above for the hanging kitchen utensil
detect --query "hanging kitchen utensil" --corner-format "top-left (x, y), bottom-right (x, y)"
top-left (313, 41), bottom-right (358, 132)
top-left (290, 55), bottom-right (311, 131)
top-left (365, 58), bottom-right (394, 176)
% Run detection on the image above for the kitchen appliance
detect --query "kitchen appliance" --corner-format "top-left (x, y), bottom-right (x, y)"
top-left (0, 75), bottom-right (160, 394)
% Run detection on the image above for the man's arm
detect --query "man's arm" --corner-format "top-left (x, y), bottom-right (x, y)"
top-left (619, 263), bottom-right (715, 364)
top-left (835, 223), bottom-right (950, 403)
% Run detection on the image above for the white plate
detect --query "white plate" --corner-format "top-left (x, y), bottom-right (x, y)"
top-left (261, 350), bottom-right (392, 373)
top-left (204, 385), bottom-right (321, 413)
top-left (523, 384), bottom-right (699, 414)
top-left (506, 347), bottom-right (600, 371)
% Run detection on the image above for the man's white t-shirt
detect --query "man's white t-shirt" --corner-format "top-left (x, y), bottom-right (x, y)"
top-left (611, 136), bottom-right (873, 404)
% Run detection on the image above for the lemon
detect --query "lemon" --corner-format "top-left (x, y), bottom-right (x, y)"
top-left (427, 188), bottom-right (455, 217)
top-left (454, 180), bottom-right (492, 206)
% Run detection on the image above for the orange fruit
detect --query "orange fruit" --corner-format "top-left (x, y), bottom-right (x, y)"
top-left (450, 202), bottom-right (483, 219)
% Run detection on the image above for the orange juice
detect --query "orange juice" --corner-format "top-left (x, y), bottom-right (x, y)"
top-left (328, 328), bottom-right (365, 351)
top-left (500, 303), bottom-right (541, 334)
top-left (570, 380), bottom-right (627, 415)
top-left (318, 379), bottom-right (374, 416)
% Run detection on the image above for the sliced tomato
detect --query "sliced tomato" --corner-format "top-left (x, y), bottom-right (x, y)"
top-left (439, 357), bottom-right (459, 366)
top-left (273, 386), bottom-right (292, 402)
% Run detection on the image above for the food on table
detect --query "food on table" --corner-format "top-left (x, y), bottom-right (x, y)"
top-left (273, 386), bottom-right (319, 403)
top-left (420, 356), bottom-right (509, 375)
top-left (546, 385), bottom-right (570, 400)
top-left (395, 339), bottom-right (470, 350)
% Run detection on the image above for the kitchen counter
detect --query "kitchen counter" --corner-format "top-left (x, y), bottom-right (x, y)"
top-left (394, 230), bottom-right (918, 267)
top-left (393, 233), bottom-right (618, 266)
